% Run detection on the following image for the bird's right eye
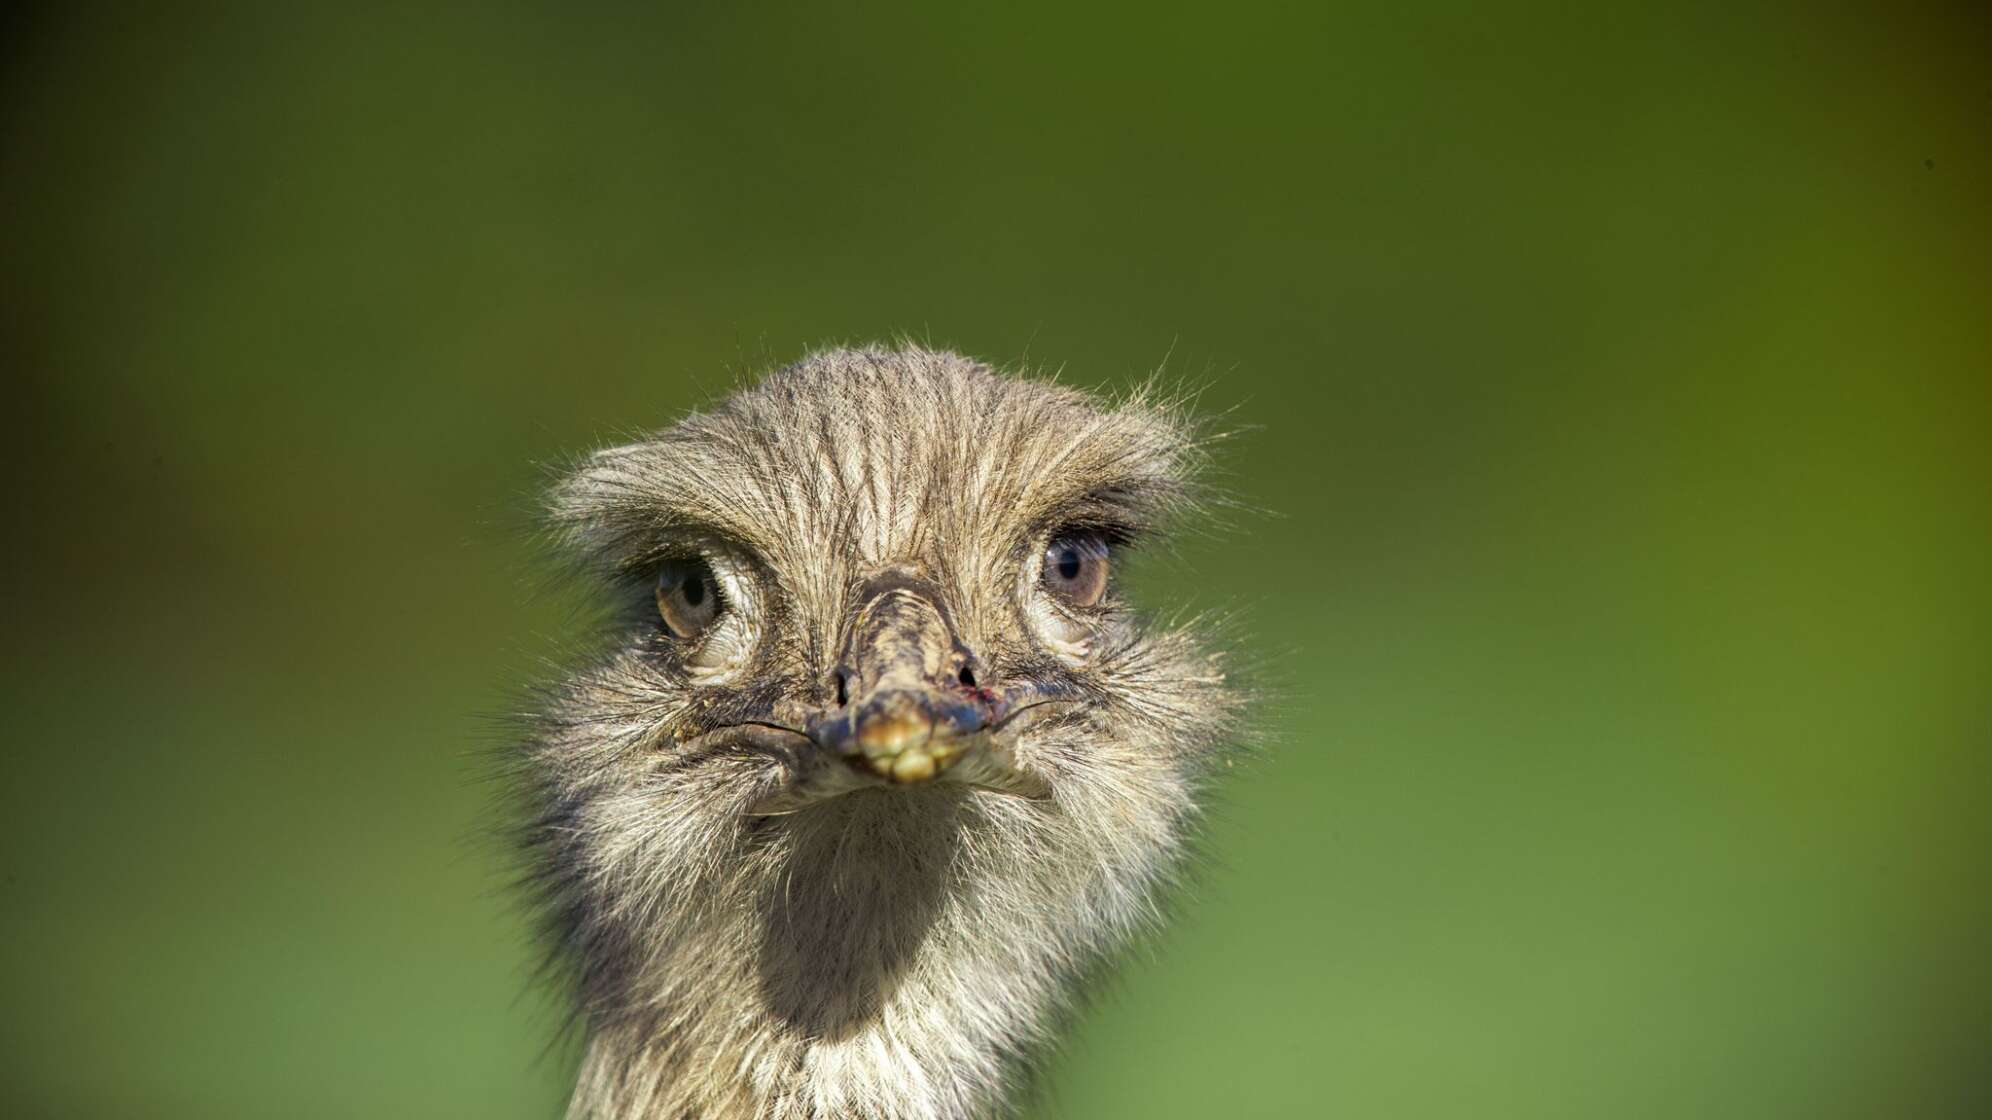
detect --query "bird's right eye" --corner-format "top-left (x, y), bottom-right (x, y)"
top-left (656, 557), bottom-right (722, 639)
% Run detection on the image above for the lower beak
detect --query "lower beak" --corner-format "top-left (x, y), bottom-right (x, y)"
top-left (745, 688), bottom-right (1059, 816)
top-left (808, 689), bottom-right (986, 784)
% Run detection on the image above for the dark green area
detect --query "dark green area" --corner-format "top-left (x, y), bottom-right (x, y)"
top-left (3, 3), bottom-right (1986, 1116)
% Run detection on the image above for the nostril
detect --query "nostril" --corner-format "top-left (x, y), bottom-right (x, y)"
top-left (833, 670), bottom-right (850, 707)
top-left (957, 664), bottom-right (977, 689)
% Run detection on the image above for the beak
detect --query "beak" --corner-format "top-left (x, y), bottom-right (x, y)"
top-left (803, 576), bottom-right (990, 785)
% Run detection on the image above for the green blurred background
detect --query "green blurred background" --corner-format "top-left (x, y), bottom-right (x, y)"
top-left (3, 3), bottom-right (1986, 1116)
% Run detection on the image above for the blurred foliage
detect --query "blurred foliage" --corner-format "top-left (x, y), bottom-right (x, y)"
top-left (2, 2), bottom-right (1986, 1117)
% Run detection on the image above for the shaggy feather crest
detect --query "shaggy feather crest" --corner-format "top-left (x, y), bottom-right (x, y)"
top-left (522, 346), bottom-right (1240, 1119)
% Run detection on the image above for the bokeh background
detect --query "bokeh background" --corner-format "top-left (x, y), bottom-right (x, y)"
top-left (3, 3), bottom-right (1986, 1117)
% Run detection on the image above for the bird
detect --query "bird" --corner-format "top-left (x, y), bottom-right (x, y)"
top-left (519, 344), bottom-right (1243, 1119)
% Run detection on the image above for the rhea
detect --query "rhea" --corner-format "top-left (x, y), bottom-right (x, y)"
top-left (521, 346), bottom-right (1240, 1119)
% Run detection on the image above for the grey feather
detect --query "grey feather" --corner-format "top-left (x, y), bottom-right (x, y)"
top-left (517, 345), bottom-right (1243, 1119)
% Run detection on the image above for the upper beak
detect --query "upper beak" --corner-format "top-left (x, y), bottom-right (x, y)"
top-left (804, 577), bottom-right (992, 786)
top-left (736, 573), bottom-right (1069, 816)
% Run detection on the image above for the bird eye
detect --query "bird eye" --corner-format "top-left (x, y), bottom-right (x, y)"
top-left (1041, 532), bottom-right (1111, 608)
top-left (656, 557), bottom-right (722, 639)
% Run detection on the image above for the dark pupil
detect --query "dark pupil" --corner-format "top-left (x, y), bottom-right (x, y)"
top-left (1056, 548), bottom-right (1082, 581)
top-left (680, 574), bottom-right (705, 607)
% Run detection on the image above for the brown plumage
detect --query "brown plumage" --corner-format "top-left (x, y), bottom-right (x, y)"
top-left (520, 345), bottom-right (1242, 1119)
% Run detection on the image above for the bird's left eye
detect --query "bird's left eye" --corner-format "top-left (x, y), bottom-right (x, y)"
top-left (1041, 532), bottom-right (1111, 608)
top-left (656, 557), bottom-right (723, 639)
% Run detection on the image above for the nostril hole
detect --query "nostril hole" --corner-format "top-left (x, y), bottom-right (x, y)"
top-left (833, 670), bottom-right (849, 707)
top-left (957, 664), bottom-right (977, 688)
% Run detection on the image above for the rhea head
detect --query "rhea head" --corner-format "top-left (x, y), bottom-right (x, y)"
top-left (524, 345), bottom-right (1238, 1120)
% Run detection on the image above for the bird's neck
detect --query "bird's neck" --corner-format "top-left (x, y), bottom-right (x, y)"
top-left (564, 786), bottom-right (1169, 1120)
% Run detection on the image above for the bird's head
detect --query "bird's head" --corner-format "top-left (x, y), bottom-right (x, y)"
top-left (525, 346), bottom-right (1238, 1070)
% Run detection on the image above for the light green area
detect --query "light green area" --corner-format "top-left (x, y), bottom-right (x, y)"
top-left (3, 4), bottom-right (1985, 1116)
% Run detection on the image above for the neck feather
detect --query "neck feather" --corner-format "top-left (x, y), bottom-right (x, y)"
top-left (564, 774), bottom-right (1192, 1120)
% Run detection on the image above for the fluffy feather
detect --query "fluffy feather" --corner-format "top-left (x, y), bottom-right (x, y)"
top-left (519, 345), bottom-right (1241, 1119)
